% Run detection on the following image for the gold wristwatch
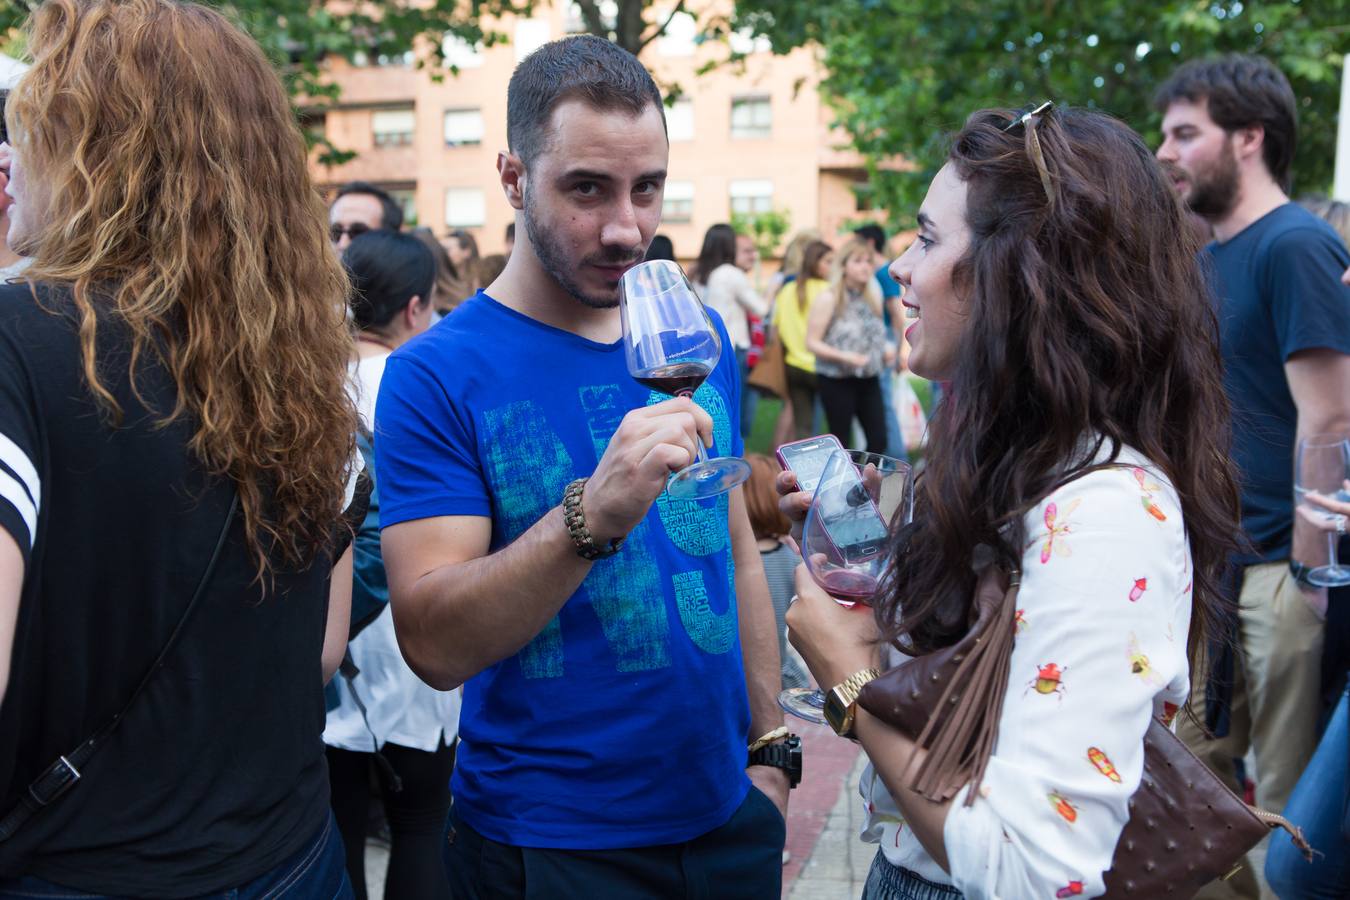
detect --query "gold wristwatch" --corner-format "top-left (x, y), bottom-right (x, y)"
top-left (823, 668), bottom-right (882, 738)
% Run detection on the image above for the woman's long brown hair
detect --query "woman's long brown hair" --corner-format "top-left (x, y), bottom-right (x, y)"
top-left (9, 0), bottom-right (357, 579)
top-left (877, 108), bottom-right (1240, 676)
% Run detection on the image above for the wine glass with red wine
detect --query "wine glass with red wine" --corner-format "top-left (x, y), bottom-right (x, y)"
top-left (780, 448), bottom-right (913, 724)
top-left (620, 259), bottom-right (751, 499)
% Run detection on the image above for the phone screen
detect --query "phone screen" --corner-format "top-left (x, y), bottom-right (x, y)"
top-left (816, 467), bottom-right (889, 563)
top-left (777, 436), bottom-right (843, 495)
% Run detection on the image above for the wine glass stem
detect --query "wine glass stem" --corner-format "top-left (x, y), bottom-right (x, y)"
top-left (677, 390), bottom-right (712, 465)
top-left (1328, 531), bottom-right (1340, 572)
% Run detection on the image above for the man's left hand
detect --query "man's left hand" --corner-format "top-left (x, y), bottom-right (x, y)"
top-left (746, 763), bottom-right (790, 821)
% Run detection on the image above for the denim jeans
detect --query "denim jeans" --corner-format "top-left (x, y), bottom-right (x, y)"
top-left (0, 813), bottom-right (353, 900)
top-left (1265, 684), bottom-right (1350, 899)
top-left (861, 850), bottom-right (961, 899)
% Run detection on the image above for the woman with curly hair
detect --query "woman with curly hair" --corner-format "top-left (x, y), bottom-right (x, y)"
top-left (782, 106), bottom-right (1241, 899)
top-left (0, 0), bottom-right (361, 895)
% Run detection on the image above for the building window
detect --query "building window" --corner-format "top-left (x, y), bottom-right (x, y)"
top-left (515, 19), bottom-right (552, 61)
top-left (390, 189), bottom-right (418, 226)
top-left (442, 34), bottom-right (485, 69)
top-left (666, 98), bottom-right (694, 142)
top-left (730, 97), bottom-right (771, 140)
top-left (657, 10), bottom-right (698, 57)
top-left (445, 187), bottom-right (486, 228)
top-left (729, 179), bottom-right (773, 215)
top-left (372, 108), bottom-right (415, 148)
top-left (663, 181), bottom-right (694, 223)
top-left (444, 109), bottom-right (484, 147)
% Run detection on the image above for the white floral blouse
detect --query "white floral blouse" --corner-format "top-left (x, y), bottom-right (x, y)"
top-left (860, 445), bottom-right (1193, 900)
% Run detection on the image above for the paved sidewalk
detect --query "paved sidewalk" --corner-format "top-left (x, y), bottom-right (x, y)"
top-left (363, 722), bottom-right (874, 899)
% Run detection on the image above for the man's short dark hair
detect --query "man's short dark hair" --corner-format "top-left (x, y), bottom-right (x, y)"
top-left (853, 224), bottom-right (887, 255)
top-left (507, 34), bottom-right (664, 166)
top-left (1155, 54), bottom-right (1297, 190)
top-left (334, 181), bottom-right (404, 231)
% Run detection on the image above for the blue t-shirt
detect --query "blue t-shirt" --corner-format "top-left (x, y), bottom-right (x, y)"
top-left (1209, 203), bottom-right (1350, 563)
top-left (374, 292), bottom-right (751, 849)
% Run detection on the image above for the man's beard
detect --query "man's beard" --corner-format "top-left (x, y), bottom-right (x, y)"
top-left (522, 193), bottom-right (644, 310)
top-left (1178, 139), bottom-right (1240, 220)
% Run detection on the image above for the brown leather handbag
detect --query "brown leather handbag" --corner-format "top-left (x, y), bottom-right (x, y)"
top-left (857, 566), bottom-right (1312, 897)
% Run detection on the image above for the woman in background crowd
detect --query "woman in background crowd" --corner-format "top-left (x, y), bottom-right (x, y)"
top-left (0, 0), bottom-right (363, 894)
top-left (765, 229), bottom-right (823, 447)
top-left (645, 234), bottom-right (676, 263)
top-left (744, 454), bottom-right (809, 693)
top-left (441, 229), bottom-right (481, 309)
top-left (773, 240), bottom-right (832, 441)
top-left (327, 231), bottom-right (459, 900)
top-left (410, 227), bottom-right (458, 317)
top-left (806, 239), bottom-right (889, 452)
top-left (696, 223), bottom-right (767, 438)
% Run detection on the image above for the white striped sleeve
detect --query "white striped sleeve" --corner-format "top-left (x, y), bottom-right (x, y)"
top-left (0, 339), bottom-right (42, 557)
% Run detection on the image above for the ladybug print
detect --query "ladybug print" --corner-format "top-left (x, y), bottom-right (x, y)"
top-left (1028, 662), bottom-right (1067, 699)
top-left (1128, 578), bottom-right (1147, 602)
top-left (1056, 882), bottom-right (1085, 898)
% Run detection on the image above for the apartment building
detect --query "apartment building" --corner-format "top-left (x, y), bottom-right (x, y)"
top-left (308, 2), bottom-right (881, 258)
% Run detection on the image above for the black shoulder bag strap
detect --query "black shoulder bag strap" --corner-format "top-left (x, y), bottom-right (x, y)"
top-left (0, 491), bottom-right (239, 843)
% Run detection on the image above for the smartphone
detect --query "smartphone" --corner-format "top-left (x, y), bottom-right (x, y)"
top-left (775, 434), bottom-right (845, 495)
top-left (815, 463), bottom-right (890, 564)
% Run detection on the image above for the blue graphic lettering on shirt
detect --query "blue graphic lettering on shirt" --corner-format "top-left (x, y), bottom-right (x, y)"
top-left (672, 569), bottom-right (737, 654)
top-left (481, 399), bottom-right (570, 679)
top-left (646, 384), bottom-right (732, 557)
top-left (579, 383), bottom-right (672, 672)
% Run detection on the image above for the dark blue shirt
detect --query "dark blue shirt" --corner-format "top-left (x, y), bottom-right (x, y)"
top-left (373, 292), bottom-right (751, 849)
top-left (1210, 204), bottom-right (1350, 563)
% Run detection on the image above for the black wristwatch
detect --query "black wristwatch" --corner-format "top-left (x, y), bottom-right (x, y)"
top-left (748, 735), bottom-right (802, 789)
top-left (1290, 560), bottom-right (1320, 590)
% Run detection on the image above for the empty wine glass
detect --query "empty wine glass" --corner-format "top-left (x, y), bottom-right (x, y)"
top-left (1294, 435), bottom-right (1350, 587)
top-left (780, 449), bottom-right (913, 724)
top-left (619, 259), bottom-right (751, 499)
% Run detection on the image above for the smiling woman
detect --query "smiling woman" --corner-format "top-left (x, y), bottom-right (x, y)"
top-left (782, 106), bottom-right (1242, 900)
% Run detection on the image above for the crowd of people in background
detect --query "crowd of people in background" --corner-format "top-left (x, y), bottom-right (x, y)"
top-left (0, 2), bottom-right (1349, 899)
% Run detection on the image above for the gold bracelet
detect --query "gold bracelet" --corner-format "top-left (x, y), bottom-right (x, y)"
top-left (748, 726), bottom-right (789, 753)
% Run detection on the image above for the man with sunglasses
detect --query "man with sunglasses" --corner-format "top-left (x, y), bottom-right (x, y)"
top-left (329, 180), bottom-right (404, 250)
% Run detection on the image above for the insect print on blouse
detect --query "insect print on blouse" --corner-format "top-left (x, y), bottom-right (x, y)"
top-left (1127, 632), bottom-right (1163, 687)
top-left (1028, 662), bottom-right (1067, 699)
top-left (1087, 747), bottom-right (1122, 783)
top-left (1048, 791), bottom-right (1079, 824)
top-left (1040, 497), bottom-right (1082, 564)
top-left (1014, 608), bottom-right (1029, 634)
top-left (1128, 578), bottom-right (1147, 602)
top-left (1056, 881), bottom-right (1086, 898)
top-left (1162, 702), bottom-right (1181, 727)
top-left (1132, 467), bottom-right (1168, 522)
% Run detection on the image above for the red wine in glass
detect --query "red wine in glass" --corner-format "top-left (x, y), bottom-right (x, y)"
top-left (779, 448), bottom-right (913, 725)
top-left (619, 260), bottom-right (751, 499)
top-left (633, 361), bottom-right (713, 398)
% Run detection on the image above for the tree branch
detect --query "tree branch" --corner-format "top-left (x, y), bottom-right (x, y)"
top-left (636, 0), bottom-right (687, 54)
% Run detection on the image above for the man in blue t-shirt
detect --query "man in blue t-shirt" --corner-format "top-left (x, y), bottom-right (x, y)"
top-left (1157, 54), bottom-right (1350, 899)
top-left (374, 36), bottom-right (792, 898)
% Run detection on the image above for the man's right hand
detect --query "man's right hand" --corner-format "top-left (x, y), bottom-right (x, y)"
top-left (582, 396), bottom-right (713, 542)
